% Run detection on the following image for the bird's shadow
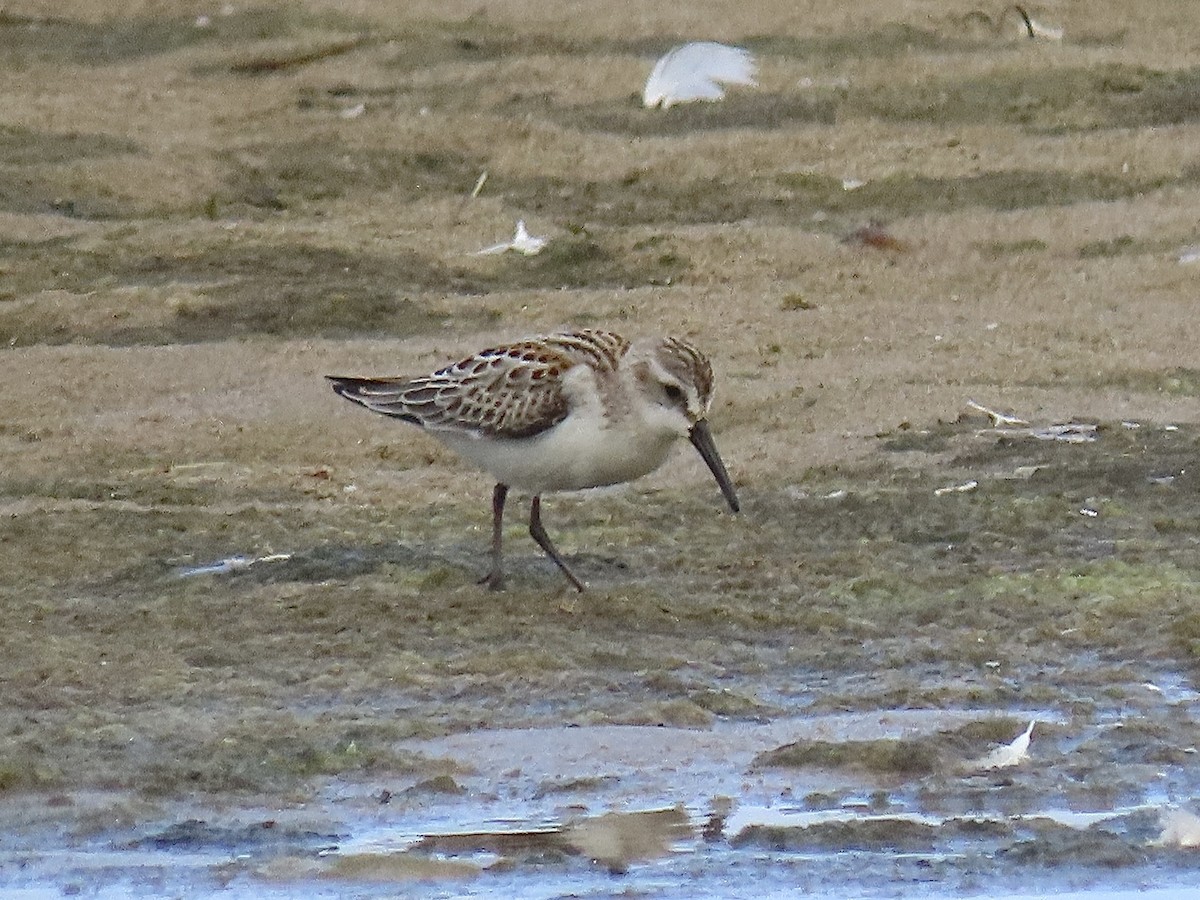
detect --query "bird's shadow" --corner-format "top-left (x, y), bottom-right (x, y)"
top-left (188, 540), bottom-right (629, 589)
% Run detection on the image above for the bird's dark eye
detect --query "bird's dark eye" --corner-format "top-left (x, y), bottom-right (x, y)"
top-left (663, 384), bottom-right (686, 404)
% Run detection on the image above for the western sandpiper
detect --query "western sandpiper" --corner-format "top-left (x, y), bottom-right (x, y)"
top-left (328, 329), bottom-right (739, 591)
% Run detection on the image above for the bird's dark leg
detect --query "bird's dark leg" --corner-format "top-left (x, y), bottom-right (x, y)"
top-left (478, 483), bottom-right (508, 591)
top-left (528, 495), bottom-right (586, 592)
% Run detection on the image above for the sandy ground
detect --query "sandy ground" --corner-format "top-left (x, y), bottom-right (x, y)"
top-left (2, 1), bottom-right (1200, 895)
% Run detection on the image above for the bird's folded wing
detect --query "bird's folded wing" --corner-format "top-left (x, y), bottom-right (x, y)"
top-left (328, 330), bottom-right (630, 439)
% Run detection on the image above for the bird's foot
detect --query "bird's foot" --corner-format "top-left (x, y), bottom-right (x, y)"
top-left (478, 570), bottom-right (506, 592)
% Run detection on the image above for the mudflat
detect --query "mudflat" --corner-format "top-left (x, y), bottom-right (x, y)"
top-left (1, 2), bottom-right (1199, 895)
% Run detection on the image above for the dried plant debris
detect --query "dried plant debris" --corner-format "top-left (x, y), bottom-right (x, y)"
top-left (842, 221), bottom-right (909, 252)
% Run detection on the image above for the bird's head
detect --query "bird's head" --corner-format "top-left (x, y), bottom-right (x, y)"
top-left (630, 337), bottom-right (739, 513)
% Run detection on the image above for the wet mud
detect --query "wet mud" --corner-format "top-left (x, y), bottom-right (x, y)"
top-left (3, 415), bottom-right (1199, 896)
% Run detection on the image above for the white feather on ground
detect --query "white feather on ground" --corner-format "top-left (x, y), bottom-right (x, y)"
top-left (473, 220), bottom-right (547, 256)
top-left (643, 42), bottom-right (756, 109)
top-left (1156, 808), bottom-right (1200, 848)
top-left (971, 720), bottom-right (1035, 770)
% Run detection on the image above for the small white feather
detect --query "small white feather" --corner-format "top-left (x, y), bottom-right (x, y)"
top-left (643, 42), bottom-right (757, 109)
top-left (510, 220), bottom-right (547, 255)
top-left (474, 220), bottom-right (547, 256)
top-left (972, 720), bottom-right (1035, 770)
top-left (1156, 808), bottom-right (1200, 848)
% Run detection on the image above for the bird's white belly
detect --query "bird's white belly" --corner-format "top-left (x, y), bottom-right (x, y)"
top-left (436, 413), bottom-right (679, 493)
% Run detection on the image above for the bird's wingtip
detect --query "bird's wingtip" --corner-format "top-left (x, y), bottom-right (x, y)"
top-left (326, 375), bottom-right (362, 398)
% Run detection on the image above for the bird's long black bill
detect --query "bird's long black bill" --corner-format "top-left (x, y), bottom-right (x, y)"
top-left (689, 420), bottom-right (740, 513)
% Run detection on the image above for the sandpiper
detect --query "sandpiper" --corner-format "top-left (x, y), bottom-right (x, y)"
top-left (328, 329), bottom-right (739, 591)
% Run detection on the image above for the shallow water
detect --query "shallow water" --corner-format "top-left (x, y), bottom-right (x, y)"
top-left (5, 709), bottom-right (1200, 898)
